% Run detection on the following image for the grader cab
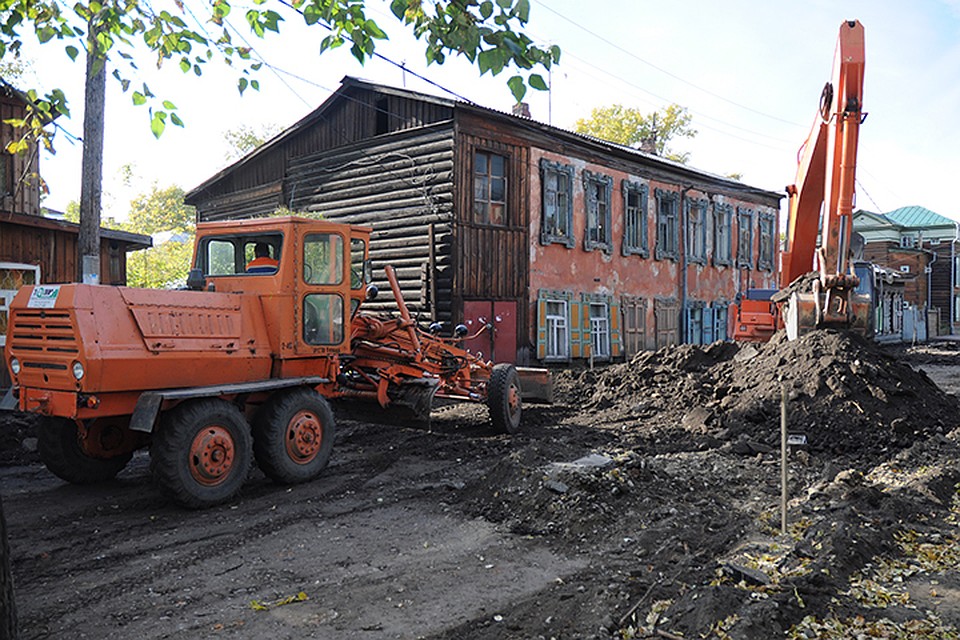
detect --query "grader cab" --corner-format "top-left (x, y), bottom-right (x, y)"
top-left (3, 217), bottom-right (549, 508)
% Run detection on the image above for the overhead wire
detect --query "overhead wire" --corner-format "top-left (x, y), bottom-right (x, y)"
top-left (532, 0), bottom-right (805, 129)
top-left (546, 50), bottom-right (797, 151)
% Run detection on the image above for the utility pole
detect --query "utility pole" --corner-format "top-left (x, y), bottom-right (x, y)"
top-left (79, 13), bottom-right (106, 285)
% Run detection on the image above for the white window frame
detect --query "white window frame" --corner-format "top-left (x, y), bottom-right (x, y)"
top-left (589, 301), bottom-right (610, 359)
top-left (0, 262), bottom-right (42, 348)
top-left (545, 299), bottom-right (569, 360)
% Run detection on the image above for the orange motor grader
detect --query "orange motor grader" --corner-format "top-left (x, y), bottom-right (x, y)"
top-left (3, 216), bottom-right (549, 508)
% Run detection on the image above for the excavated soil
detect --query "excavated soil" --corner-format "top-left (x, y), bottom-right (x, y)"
top-left (2, 330), bottom-right (960, 639)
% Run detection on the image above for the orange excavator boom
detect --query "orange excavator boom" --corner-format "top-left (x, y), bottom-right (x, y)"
top-left (735, 20), bottom-right (871, 341)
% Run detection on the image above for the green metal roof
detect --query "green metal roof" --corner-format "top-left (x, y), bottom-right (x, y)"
top-left (884, 205), bottom-right (956, 229)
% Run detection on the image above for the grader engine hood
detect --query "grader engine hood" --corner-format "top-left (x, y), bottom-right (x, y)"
top-left (5, 284), bottom-right (274, 394)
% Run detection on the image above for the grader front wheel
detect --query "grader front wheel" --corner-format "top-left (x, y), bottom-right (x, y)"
top-left (38, 417), bottom-right (132, 484)
top-left (487, 364), bottom-right (522, 434)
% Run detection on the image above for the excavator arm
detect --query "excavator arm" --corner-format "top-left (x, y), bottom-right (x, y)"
top-left (735, 20), bottom-right (871, 341)
top-left (782, 19), bottom-right (871, 339)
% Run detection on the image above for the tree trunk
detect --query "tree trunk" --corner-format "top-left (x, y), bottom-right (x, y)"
top-left (78, 16), bottom-right (106, 285)
top-left (0, 493), bottom-right (17, 640)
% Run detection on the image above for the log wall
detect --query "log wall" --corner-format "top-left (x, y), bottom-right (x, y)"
top-left (191, 87), bottom-right (454, 211)
top-left (287, 124), bottom-right (456, 321)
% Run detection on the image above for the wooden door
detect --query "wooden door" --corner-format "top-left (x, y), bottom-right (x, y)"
top-left (463, 300), bottom-right (517, 363)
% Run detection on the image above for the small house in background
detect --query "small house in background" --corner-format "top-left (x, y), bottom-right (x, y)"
top-left (854, 206), bottom-right (959, 335)
top-left (0, 81), bottom-right (151, 391)
top-left (185, 76), bottom-right (781, 366)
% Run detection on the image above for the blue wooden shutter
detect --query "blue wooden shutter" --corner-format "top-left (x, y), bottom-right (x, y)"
top-left (703, 305), bottom-right (715, 344)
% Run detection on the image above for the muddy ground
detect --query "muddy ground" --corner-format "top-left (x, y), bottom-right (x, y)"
top-left (2, 331), bottom-right (959, 639)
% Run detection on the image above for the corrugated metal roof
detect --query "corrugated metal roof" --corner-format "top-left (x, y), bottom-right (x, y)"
top-left (885, 205), bottom-right (956, 229)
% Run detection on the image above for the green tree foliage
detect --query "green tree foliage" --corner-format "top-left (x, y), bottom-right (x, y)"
top-left (574, 103), bottom-right (697, 164)
top-left (224, 122), bottom-right (284, 160)
top-left (61, 199), bottom-right (122, 228)
top-left (122, 184), bottom-right (196, 288)
top-left (0, 0), bottom-right (560, 152)
top-left (124, 183), bottom-right (194, 236)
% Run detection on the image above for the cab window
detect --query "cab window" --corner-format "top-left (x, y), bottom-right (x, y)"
top-left (200, 234), bottom-right (282, 276)
top-left (303, 294), bottom-right (344, 345)
top-left (303, 233), bottom-right (344, 285)
top-left (350, 238), bottom-right (369, 290)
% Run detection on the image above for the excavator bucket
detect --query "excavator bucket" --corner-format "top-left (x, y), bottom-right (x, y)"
top-left (783, 290), bottom-right (872, 341)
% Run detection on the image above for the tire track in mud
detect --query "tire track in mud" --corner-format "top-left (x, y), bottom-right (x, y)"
top-left (4, 411), bottom-right (579, 639)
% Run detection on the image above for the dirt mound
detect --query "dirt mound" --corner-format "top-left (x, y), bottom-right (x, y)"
top-left (557, 330), bottom-right (959, 463)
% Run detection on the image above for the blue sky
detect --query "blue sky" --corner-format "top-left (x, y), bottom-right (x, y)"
top-left (22, 0), bottom-right (960, 222)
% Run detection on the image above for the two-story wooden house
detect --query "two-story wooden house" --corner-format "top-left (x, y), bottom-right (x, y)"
top-left (184, 76), bottom-right (782, 365)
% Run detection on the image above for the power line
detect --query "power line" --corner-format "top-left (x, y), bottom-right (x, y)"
top-left (551, 50), bottom-right (797, 150)
top-left (220, 20), bottom-right (313, 109)
top-left (532, 0), bottom-right (805, 128)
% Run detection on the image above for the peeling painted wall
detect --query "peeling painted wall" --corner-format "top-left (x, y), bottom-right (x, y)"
top-left (527, 149), bottom-right (779, 354)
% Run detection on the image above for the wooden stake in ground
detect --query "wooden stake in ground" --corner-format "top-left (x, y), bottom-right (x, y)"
top-left (781, 382), bottom-right (788, 535)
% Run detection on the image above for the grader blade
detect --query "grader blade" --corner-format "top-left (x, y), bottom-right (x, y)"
top-left (516, 367), bottom-right (554, 404)
top-left (390, 380), bottom-right (440, 423)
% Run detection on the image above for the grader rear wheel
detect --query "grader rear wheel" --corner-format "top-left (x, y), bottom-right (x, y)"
top-left (253, 388), bottom-right (335, 484)
top-left (38, 417), bottom-right (132, 484)
top-left (487, 364), bottom-right (522, 434)
top-left (150, 399), bottom-right (252, 509)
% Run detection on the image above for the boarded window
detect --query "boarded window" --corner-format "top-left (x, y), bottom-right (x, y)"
top-left (621, 295), bottom-right (646, 356)
top-left (655, 189), bottom-right (679, 261)
top-left (540, 159), bottom-right (575, 247)
top-left (758, 211), bottom-right (776, 271)
top-left (737, 208), bottom-right (754, 270)
top-left (686, 198), bottom-right (708, 265)
top-left (713, 203), bottom-right (733, 266)
top-left (654, 297), bottom-right (679, 348)
top-left (583, 170), bottom-right (613, 253)
top-left (622, 181), bottom-right (649, 257)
